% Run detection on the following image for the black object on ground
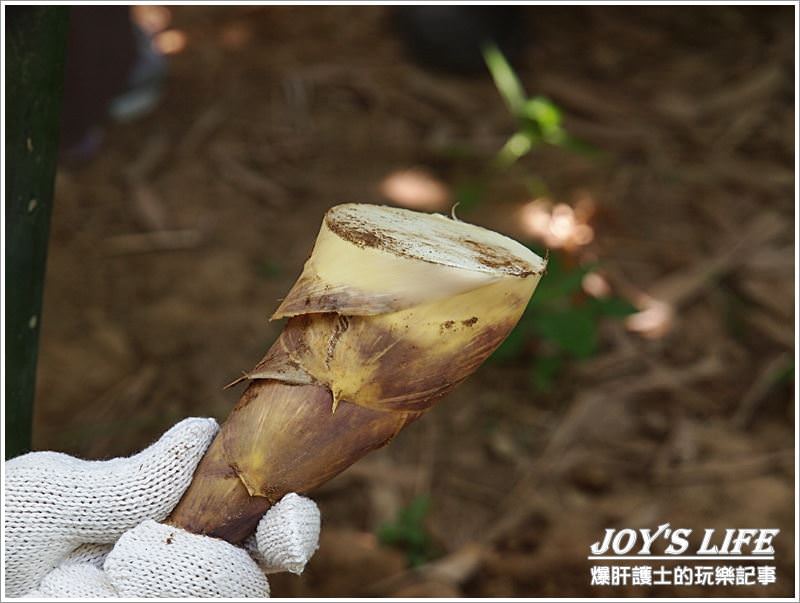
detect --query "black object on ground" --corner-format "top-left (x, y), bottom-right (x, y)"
top-left (393, 6), bottom-right (527, 75)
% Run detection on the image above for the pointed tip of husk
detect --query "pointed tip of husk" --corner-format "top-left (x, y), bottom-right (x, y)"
top-left (223, 372), bottom-right (249, 390)
top-left (241, 337), bottom-right (315, 386)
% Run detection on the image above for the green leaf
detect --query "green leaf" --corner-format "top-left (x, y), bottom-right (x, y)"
top-left (496, 131), bottom-right (537, 166)
top-left (482, 43), bottom-right (527, 117)
top-left (377, 496), bottom-right (436, 567)
top-left (524, 96), bottom-right (562, 131)
top-left (532, 308), bottom-right (598, 358)
top-left (453, 180), bottom-right (485, 212)
top-left (542, 128), bottom-right (568, 146)
top-left (403, 496), bottom-right (430, 523)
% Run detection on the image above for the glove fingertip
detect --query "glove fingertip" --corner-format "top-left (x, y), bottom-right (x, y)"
top-left (144, 416), bottom-right (219, 477)
top-left (163, 417), bottom-right (219, 445)
top-left (256, 493), bottom-right (321, 574)
top-left (86, 418), bottom-right (220, 532)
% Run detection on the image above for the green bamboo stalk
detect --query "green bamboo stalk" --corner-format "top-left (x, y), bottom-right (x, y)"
top-left (5, 7), bottom-right (68, 459)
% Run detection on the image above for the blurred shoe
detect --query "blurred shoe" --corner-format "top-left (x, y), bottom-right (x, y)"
top-left (108, 24), bottom-right (167, 122)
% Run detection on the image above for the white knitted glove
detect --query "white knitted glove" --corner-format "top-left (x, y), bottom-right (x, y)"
top-left (4, 417), bottom-right (321, 598)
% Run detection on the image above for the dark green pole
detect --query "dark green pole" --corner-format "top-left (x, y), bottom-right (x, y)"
top-left (5, 7), bottom-right (68, 459)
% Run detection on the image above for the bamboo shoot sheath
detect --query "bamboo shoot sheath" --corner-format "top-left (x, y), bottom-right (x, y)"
top-left (168, 203), bottom-right (545, 542)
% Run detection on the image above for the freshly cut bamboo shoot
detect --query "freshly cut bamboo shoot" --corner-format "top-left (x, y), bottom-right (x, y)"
top-left (168, 203), bottom-right (545, 543)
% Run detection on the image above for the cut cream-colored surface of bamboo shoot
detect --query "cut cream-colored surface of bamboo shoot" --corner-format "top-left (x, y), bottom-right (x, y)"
top-left (168, 203), bottom-right (546, 543)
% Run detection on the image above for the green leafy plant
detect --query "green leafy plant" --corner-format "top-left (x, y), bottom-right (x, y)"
top-left (475, 47), bottom-right (620, 389)
top-left (492, 249), bottom-right (636, 391)
top-left (482, 43), bottom-right (593, 166)
top-left (450, 45), bottom-right (592, 215)
top-left (377, 495), bottom-right (437, 567)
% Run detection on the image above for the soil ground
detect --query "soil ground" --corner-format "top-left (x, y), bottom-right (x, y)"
top-left (34, 5), bottom-right (794, 597)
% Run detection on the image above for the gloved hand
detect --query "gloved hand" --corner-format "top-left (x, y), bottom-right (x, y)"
top-left (4, 418), bottom-right (321, 598)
